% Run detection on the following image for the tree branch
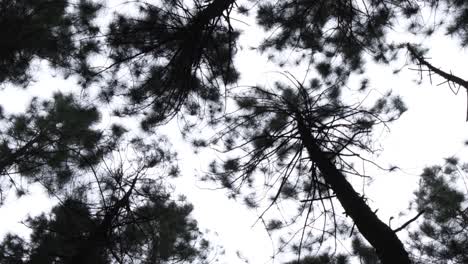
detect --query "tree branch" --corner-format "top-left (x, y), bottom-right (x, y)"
top-left (407, 44), bottom-right (468, 89)
top-left (393, 210), bottom-right (425, 233)
top-left (407, 43), bottom-right (468, 120)
top-left (300, 195), bottom-right (336, 202)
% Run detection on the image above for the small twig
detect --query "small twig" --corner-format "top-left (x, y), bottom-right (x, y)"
top-left (300, 195), bottom-right (336, 202)
top-left (349, 223), bottom-right (355, 237)
top-left (393, 210), bottom-right (425, 233)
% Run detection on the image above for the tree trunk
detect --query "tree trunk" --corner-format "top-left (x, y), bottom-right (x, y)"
top-left (295, 114), bottom-right (411, 264)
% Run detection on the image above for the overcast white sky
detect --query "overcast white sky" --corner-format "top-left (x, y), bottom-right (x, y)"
top-left (1, 2), bottom-right (468, 264)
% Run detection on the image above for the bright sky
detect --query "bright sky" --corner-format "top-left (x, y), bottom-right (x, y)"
top-left (1, 2), bottom-right (468, 264)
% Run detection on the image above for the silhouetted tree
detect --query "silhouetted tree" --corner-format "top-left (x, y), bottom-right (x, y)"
top-left (94, 0), bottom-right (239, 128)
top-left (196, 79), bottom-right (408, 263)
top-left (0, 132), bottom-right (213, 264)
top-left (0, 195), bottom-right (211, 264)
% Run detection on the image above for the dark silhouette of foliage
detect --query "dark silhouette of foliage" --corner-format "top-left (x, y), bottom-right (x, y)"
top-left (0, 132), bottom-right (213, 264)
top-left (408, 160), bottom-right (468, 264)
top-left (255, 0), bottom-right (468, 70)
top-left (351, 236), bottom-right (380, 264)
top-left (0, 195), bottom-right (210, 264)
top-left (96, 0), bottom-right (239, 128)
top-left (285, 253), bottom-right (349, 264)
top-left (256, 0), bottom-right (399, 71)
top-left (0, 234), bottom-right (27, 264)
top-left (283, 236), bottom-right (380, 264)
top-left (2, 0), bottom-right (468, 263)
top-left (282, 235), bottom-right (379, 264)
top-left (0, 0), bottom-right (102, 86)
top-left (0, 93), bottom-right (126, 199)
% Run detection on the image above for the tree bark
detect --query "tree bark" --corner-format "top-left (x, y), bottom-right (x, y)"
top-left (295, 114), bottom-right (411, 264)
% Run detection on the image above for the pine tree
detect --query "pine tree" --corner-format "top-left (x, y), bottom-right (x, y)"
top-left (0, 129), bottom-right (213, 264)
top-left (2, 0), bottom-right (468, 263)
top-left (198, 80), bottom-right (409, 263)
top-left (98, 0), bottom-right (239, 127)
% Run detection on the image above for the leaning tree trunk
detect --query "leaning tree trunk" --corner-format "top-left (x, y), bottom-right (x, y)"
top-left (295, 114), bottom-right (411, 264)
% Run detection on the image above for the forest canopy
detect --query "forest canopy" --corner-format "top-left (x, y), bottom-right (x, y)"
top-left (0, 0), bottom-right (468, 263)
